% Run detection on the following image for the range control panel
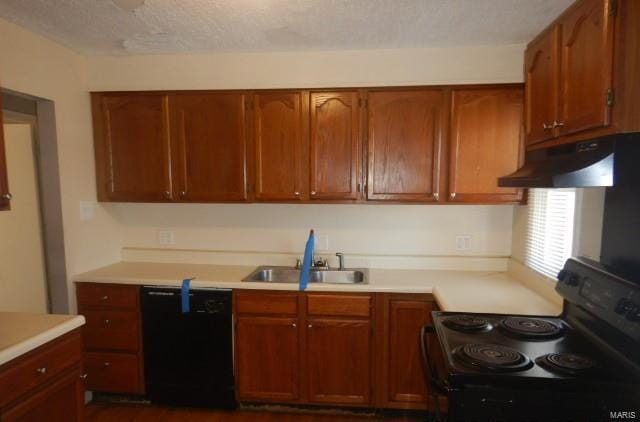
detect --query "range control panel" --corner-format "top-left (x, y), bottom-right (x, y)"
top-left (557, 257), bottom-right (640, 341)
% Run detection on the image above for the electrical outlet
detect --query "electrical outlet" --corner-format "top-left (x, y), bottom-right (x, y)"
top-left (157, 230), bottom-right (175, 245)
top-left (455, 235), bottom-right (472, 251)
top-left (79, 201), bottom-right (95, 221)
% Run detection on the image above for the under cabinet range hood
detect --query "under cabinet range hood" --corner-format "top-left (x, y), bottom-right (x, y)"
top-left (498, 134), bottom-right (640, 189)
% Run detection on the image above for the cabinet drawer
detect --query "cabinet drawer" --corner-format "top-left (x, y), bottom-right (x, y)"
top-left (235, 291), bottom-right (298, 315)
top-left (83, 352), bottom-right (142, 394)
top-left (307, 294), bottom-right (372, 318)
top-left (0, 330), bottom-right (82, 408)
top-left (77, 283), bottom-right (139, 310)
top-left (82, 310), bottom-right (140, 352)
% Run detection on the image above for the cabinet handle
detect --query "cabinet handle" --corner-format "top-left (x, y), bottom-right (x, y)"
top-left (310, 191), bottom-right (316, 196)
top-left (308, 324), bottom-right (313, 328)
top-left (35, 367), bottom-right (47, 375)
top-left (1, 193), bottom-right (12, 200)
top-left (553, 121), bottom-right (564, 128)
top-left (542, 122), bottom-right (553, 130)
top-left (103, 362), bottom-right (111, 368)
top-left (180, 191), bottom-right (187, 198)
top-left (101, 295), bottom-right (109, 301)
top-left (450, 192), bottom-right (457, 199)
top-left (433, 192), bottom-right (439, 201)
top-left (292, 323), bottom-right (297, 328)
top-left (294, 191), bottom-right (300, 197)
top-left (104, 319), bottom-right (110, 325)
top-left (163, 191), bottom-right (171, 199)
top-left (80, 373), bottom-right (88, 379)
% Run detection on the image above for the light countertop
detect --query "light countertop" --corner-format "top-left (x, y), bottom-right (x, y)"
top-left (0, 312), bottom-right (85, 366)
top-left (74, 261), bottom-right (562, 316)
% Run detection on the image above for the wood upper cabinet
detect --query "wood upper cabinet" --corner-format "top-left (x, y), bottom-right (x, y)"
top-left (309, 91), bottom-right (361, 200)
top-left (524, 27), bottom-right (559, 146)
top-left (93, 93), bottom-right (173, 202)
top-left (235, 316), bottom-right (300, 402)
top-left (367, 89), bottom-right (444, 202)
top-left (448, 87), bottom-right (523, 203)
top-left (306, 318), bottom-right (371, 406)
top-left (0, 90), bottom-right (11, 211)
top-left (252, 92), bottom-right (305, 201)
top-left (171, 93), bottom-right (247, 202)
top-left (558, 0), bottom-right (615, 137)
top-left (376, 294), bottom-right (432, 410)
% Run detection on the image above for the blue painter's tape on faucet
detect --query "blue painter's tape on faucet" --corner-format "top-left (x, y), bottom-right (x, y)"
top-left (181, 278), bottom-right (194, 313)
top-left (299, 230), bottom-right (315, 291)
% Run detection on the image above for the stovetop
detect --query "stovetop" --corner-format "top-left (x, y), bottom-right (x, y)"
top-left (432, 311), bottom-right (637, 390)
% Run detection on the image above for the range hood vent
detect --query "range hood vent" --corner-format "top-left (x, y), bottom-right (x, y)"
top-left (498, 135), bottom-right (640, 189)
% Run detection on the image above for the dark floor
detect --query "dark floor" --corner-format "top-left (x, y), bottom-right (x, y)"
top-left (85, 403), bottom-right (424, 422)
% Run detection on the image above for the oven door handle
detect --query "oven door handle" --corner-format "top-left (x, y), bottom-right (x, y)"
top-left (420, 324), bottom-right (451, 395)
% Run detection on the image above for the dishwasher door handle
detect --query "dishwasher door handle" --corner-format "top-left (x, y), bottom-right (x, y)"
top-left (147, 291), bottom-right (176, 296)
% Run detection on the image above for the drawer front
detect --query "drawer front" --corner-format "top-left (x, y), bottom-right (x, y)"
top-left (77, 283), bottom-right (139, 310)
top-left (307, 294), bottom-right (372, 318)
top-left (0, 331), bottom-right (82, 408)
top-left (83, 352), bottom-right (142, 394)
top-left (235, 291), bottom-right (298, 315)
top-left (82, 310), bottom-right (140, 352)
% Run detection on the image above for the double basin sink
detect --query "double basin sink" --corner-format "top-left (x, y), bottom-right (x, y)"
top-left (243, 266), bottom-right (368, 285)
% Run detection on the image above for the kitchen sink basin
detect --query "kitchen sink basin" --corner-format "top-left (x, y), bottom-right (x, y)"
top-left (242, 266), bottom-right (368, 284)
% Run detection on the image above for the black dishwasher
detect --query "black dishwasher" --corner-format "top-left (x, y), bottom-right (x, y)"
top-left (141, 286), bottom-right (236, 409)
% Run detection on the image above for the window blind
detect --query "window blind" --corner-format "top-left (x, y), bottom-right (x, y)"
top-left (525, 188), bottom-right (576, 279)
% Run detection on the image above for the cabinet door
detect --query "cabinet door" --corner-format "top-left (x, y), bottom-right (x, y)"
top-left (95, 94), bottom-right (172, 202)
top-left (309, 91), bottom-right (361, 200)
top-left (172, 93), bottom-right (247, 202)
top-left (524, 27), bottom-right (560, 146)
top-left (306, 318), bottom-right (371, 406)
top-left (0, 89), bottom-right (11, 211)
top-left (252, 92), bottom-right (304, 201)
top-left (377, 295), bottom-right (432, 410)
top-left (367, 89), bottom-right (444, 202)
top-left (559, 0), bottom-right (615, 136)
top-left (449, 87), bottom-right (523, 203)
top-left (235, 316), bottom-right (300, 402)
top-left (1, 368), bottom-right (84, 422)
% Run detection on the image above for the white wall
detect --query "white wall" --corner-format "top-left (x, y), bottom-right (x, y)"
top-left (0, 124), bottom-right (48, 312)
top-left (1, 14), bottom-right (526, 312)
top-left (0, 18), bottom-right (124, 312)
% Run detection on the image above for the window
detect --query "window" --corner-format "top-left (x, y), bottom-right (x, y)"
top-left (525, 188), bottom-right (576, 279)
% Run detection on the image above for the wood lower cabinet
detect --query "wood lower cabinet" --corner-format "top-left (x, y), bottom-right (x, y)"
top-left (76, 283), bottom-right (144, 395)
top-left (376, 294), bottom-right (433, 410)
top-left (306, 318), bottom-right (371, 406)
top-left (366, 89), bottom-right (444, 202)
top-left (309, 91), bottom-right (362, 200)
top-left (0, 330), bottom-right (84, 421)
top-left (171, 92), bottom-right (248, 202)
top-left (235, 316), bottom-right (300, 402)
top-left (252, 92), bottom-right (305, 201)
top-left (92, 93), bottom-right (173, 202)
top-left (0, 89), bottom-right (11, 211)
top-left (448, 87), bottom-right (523, 203)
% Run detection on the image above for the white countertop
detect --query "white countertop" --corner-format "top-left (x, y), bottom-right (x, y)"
top-left (74, 261), bottom-right (562, 316)
top-left (0, 312), bottom-right (85, 366)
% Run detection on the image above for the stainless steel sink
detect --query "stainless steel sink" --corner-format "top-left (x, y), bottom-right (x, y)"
top-left (242, 266), bottom-right (368, 284)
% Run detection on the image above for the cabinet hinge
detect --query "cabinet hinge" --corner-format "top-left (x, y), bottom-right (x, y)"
top-left (606, 88), bottom-right (615, 107)
top-left (608, 0), bottom-right (618, 16)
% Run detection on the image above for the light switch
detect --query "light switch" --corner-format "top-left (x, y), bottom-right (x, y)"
top-left (157, 230), bottom-right (175, 245)
top-left (79, 201), bottom-right (95, 221)
top-left (455, 235), bottom-right (472, 251)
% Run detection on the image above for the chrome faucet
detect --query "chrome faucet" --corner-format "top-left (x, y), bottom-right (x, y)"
top-left (295, 256), bottom-right (329, 269)
top-left (336, 252), bottom-right (345, 270)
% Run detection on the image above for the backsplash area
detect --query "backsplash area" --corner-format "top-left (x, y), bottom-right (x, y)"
top-left (106, 203), bottom-right (514, 271)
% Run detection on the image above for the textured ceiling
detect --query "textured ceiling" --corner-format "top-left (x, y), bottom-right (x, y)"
top-left (0, 0), bottom-right (573, 55)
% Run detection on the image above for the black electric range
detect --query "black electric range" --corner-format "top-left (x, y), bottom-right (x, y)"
top-left (421, 257), bottom-right (640, 421)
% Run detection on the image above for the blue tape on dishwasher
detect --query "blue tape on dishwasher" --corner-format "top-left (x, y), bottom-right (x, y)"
top-left (181, 278), bottom-right (193, 313)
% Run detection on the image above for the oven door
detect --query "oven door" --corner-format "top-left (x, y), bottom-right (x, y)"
top-left (420, 325), bottom-right (452, 418)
